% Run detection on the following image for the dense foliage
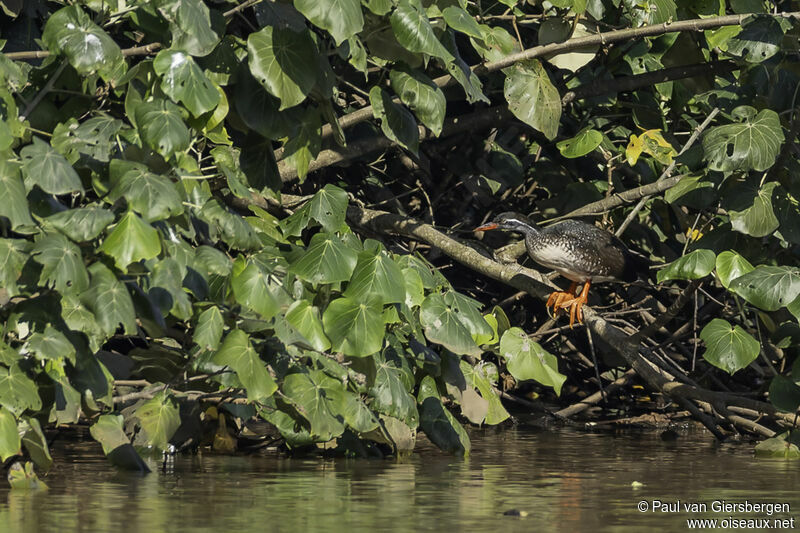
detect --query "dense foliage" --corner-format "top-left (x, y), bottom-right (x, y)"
top-left (0, 0), bottom-right (799, 478)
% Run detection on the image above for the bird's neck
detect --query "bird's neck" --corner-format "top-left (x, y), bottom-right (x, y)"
top-left (511, 219), bottom-right (540, 237)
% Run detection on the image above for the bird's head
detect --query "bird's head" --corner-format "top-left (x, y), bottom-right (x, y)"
top-left (475, 212), bottom-right (538, 234)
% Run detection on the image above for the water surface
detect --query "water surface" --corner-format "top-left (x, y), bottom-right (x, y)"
top-left (2, 425), bottom-right (797, 532)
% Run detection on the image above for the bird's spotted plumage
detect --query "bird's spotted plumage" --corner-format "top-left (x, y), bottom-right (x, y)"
top-left (475, 211), bottom-right (650, 326)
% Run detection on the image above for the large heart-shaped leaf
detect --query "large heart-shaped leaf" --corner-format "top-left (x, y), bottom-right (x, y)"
top-left (45, 206), bottom-right (115, 242)
top-left (213, 329), bottom-right (277, 401)
top-left (724, 181), bottom-right (779, 238)
top-left (702, 106), bottom-right (784, 172)
top-left (0, 407), bottom-right (20, 462)
top-left (281, 372), bottom-right (344, 440)
top-left (442, 6), bottom-right (482, 39)
top-left (657, 249), bottom-right (716, 283)
top-left (89, 414), bottom-right (150, 471)
top-left (344, 246), bottom-right (405, 305)
top-left (32, 233), bottom-right (89, 293)
top-left (153, 49), bottom-right (220, 117)
top-left (420, 293), bottom-right (481, 356)
top-left (715, 251), bottom-right (754, 289)
top-left (134, 99), bottom-right (191, 158)
top-left (81, 262), bottom-right (137, 337)
top-left (28, 325), bottom-right (76, 365)
top-left (135, 391), bottom-right (180, 450)
top-left (729, 266), bottom-right (800, 311)
top-left (285, 300), bottom-right (330, 352)
top-left (154, 0), bottom-right (220, 57)
top-left (700, 318), bottom-right (760, 374)
top-left (322, 296), bottom-right (385, 357)
top-left (459, 360), bottom-right (509, 424)
top-left (370, 352), bottom-right (418, 426)
top-left (290, 232), bottom-right (358, 284)
top-left (108, 160), bottom-right (183, 222)
top-left (20, 137), bottom-right (83, 195)
top-left (0, 163), bottom-right (33, 230)
top-left (308, 184), bottom-right (348, 232)
top-left (42, 6), bottom-right (123, 78)
top-left (0, 364), bottom-right (41, 416)
top-left (231, 257), bottom-right (279, 320)
top-left (504, 60), bottom-right (561, 140)
top-left (389, 66), bottom-right (446, 137)
top-left (499, 327), bottom-right (566, 395)
top-left (418, 380), bottom-right (470, 455)
top-left (294, 0), bottom-right (363, 45)
top-left (390, 0), bottom-right (453, 62)
top-left (726, 15), bottom-right (786, 63)
top-left (248, 26), bottom-right (318, 110)
top-left (99, 211), bottom-right (162, 272)
top-left (194, 306), bottom-right (224, 351)
top-left (369, 86), bottom-right (419, 155)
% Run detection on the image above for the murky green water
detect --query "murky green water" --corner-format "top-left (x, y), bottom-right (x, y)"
top-left (2, 425), bottom-right (798, 532)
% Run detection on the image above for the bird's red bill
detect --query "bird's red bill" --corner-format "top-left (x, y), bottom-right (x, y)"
top-left (474, 223), bottom-right (498, 232)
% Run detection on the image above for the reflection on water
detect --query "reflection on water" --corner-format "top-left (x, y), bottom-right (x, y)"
top-left (2, 425), bottom-right (798, 532)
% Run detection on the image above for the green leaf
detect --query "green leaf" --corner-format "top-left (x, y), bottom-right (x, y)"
top-left (290, 232), bottom-right (358, 284)
top-left (664, 174), bottom-right (715, 207)
top-left (0, 407), bottom-right (20, 462)
top-left (248, 26), bottom-right (318, 110)
top-left (402, 267), bottom-right (425, 308)
top-left (31, 233), bottom-right (90, 293)
top-left (656, 249), bottom-right (716, 283)
top-left (308, 184), bottom-right (348, 232)
top-left (21, 417), bottom-right (52, 471)
top-left (419, 391), bottom-right (470, 455)
top-left (213, 330), bottom-right (277, 401)
top-left (369, 86), bottom-right (419, 155)
top-left (504, 60), bottom-right (561, 140)
top-left (556, 128), bottom-right (602, 158)
top-left (28, 325), bottom-right (76, 365)
top-left (700, 318), bottom-right (760, 374)
top-left (282, 372), bottom-right (345, 440)
top-left (442, 31), bottom-right (488, 104)
top-left (471, 24), bottom-right (517, 62)
top-left (231, 258), bottom-right (279, 320)
top-left (0, 364), bottom-right (42, 416)
top-left (20, 137), bottom-right (83, 195)
top-left (768, 375), bottom-right (800, 413)
top-left (344, 245), bottom-right (406, 305)
top-left (281, 107), bottom-right (322, 182)
top-left (371, 353), bottom-right (418, 426)
top-left (0, 164), bottom-right (34, 230)
top-left (134, 99), bottom-right (191, 159)
top-left (0, 238), bottom-right (30, 297)
top-left (499, 327), bottom-right (566, 395)
top-left (725, 181), bottom-right (779, 238)
top-left (81, 262), bottom-right (137, 337)
top-left (390, 0), bottom-right (454, 62)
top-left (460, 360), bottom-right (509, 424)
top-left (715, 251), bottom-right (754, 289)
top-left (285, 300), bottom-right (330, 352)
top-left (727, 15), bottom-right (785, 63)
top-left (135, 391), bottom-right (181, 450)
top-left (702, 106), bottom-right (784, 172)
top-left (420, 293), bottom-right (481, 356)
top-left (149, 257), bottom-right (192, 320)
top-left (445, 291), bottom-right (494, 344)
top-left (322, 297), bottom-right (385, 357)
top-left (442, 6), bottom-right (482, 39)
top-left (89, 414), bottom-right (150, 471)
top-left (153, 49), bottom-right (220, 117)
top-left (99, 211), bottom-right (162, 271)
top-left (389, 66), bottom-right (446, 137)
top-left (52, 116), bottom-right (124, 165)
top-left (108, 160), bottom-right (183, 222)
top-left (754, 435), bottom-right (800, 459)
top-left (155, 0), bottom-right (220, 57)
top-left (729, 266), bottom-right (800, 312)
top-left (42, 6), bottom-right (123, 78)
top-left (195, 306), bottom-right (224, 351)
top-left (44, 207), bottom-right (115, 242)
top-left (294, 0), bottom-right (363, 45)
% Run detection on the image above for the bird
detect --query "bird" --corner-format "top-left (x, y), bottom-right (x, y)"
top-left (475, 212), bottom-right (650, 327)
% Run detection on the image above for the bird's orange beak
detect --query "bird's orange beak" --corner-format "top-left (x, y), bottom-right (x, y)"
top-left (474, 222), bottom-right (498, 232)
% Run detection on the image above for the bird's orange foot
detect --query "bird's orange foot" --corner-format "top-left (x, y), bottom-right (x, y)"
top-left (546, 282), bottom-right (578, 320)
top-left (556, 280), bottom-right (592, 328)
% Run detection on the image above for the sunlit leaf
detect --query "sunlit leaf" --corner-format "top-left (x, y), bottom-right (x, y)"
top-left (727, 15), bottom-right (785, 63)
top-left (656, 249), bottom-right (715, 283)
top-left (135, 391), bottom-right (181, 450)
top-left (282, 372), bottom-right (344, 440)
top-left (134, 99), bottom-right (191, 158)
top-left (213, 330), bottom-right (277, 401)
top-left (285, 300), bottom-right (330, 352)
top-left (700, 318), bottom-right (760, 374)
top-left (344, 245), bottom-right (406, 305)
top-left (89, 414), bottom-right (150, 471)
top-left (42, 6), bottom-right (123, 78)
top-left (715, 251), bottom-right (754, 289)
top-left (32, 233), bottom-right (90, 293)
top-left (0, 364), bottom-right (42, 416)
top-left (290, 232), bottom-right (358, 284)
top-left (557, 128), bottom-right (602, 159)
top-left (248, 26), bottom-right (318, 110)
top-left (231, 257), bottom-right (279, 320)
top-left (20, 137), bottom-right (83, 195)
top-left (154, 0), bottom-right (220, 57)
top-left (390, 0), bottom-right (453, 62)
top-left (294, 0), bottom-right (363, 45)
top-left (420, 293), bottom-right (481, 356)
top-left (389, 66), bottom-right (446, 137)
top-left (28, 325), bottom-right (76, 365)
top-left (499, 327), bottom-right (566, 395)
top-left (729, 266), bottom-right (800, 312)
top-left (504, 60), bottom-right (560, 140)
top-left (195, 306), bottom-right (224, 351)
top-left (702, 106), bottom-right (784, 172)
top-left (322, 297), bottom-right (385, 357)
top-left (725, 181), bottom-right (779, 238)
top-left (99, 211), bottom-right (162, 272)
top-left (81, 262), bottom-right (137, 337)
top-left (108, 160), bottom-right (183, 222)
top-left (0, 408), bottom-right (20, 462)
top-left (153, 49), bottom-right (220, 117)
top-left (44, 207), bottom-right (115, 242)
